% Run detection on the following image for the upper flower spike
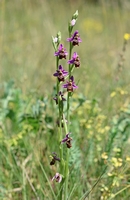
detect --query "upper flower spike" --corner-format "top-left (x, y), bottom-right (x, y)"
top-left (63, 76), bottom-right (78, 92)
top-left (53, 65), bottom-right (68, 82)
top-left (67, 30), bottom-right (82, 46)
top-left (54, 44), bottom-right (68, 59)
top-left (68, 52), bottom-right (80, 67)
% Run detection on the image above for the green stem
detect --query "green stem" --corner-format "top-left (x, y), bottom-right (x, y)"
top-left (56, 56), bottom-right (59, 70)
top-left (22, 166), bottom-right (27, 200)
top-left (69, 43), bottom-right (73, 78)
top-left (56, 57), bottom-right (64, 200)
top-left (64, 32), bottom-right (73, 200)
top-left (67, 92), bottom-right (70, 128)
top-left (65, 148), bottom-right (69, 200)
top-left (59, 121), bottom-right (63, 200)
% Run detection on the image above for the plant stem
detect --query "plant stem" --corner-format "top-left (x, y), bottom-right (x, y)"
top-left (69, 43), bottom-right (72, 78)
top-left (22, 166), bottom-right (27, 200)
top-left (56, 56), bottom-right (59, 70)
top-left (64, 32), bottom-right (73, 200)
top-left (65, 148), bottom-right (69, 200)
top-left (59, 110), bottom-right (63, 200)
top-left (56, 56), bottom-right (64, 200)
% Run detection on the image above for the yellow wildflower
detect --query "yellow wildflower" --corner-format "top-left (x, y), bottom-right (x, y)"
top-left (120, 89), bottom-right (128, 95)
top-left (110, 91), bottom-right (116, 98)
top-left (124, 33), bottom-right (130, 40)
top-left (107, 172), bottom-right (113, 177)
top-left (111, 157), bottom-right (122, 168)
top-left (113, 147), bottom-right (121, 153)
top-left (104, 126), bottom-right (110, 131)
top-left (101, 152), bottom-right (108, 160)
top-left (126, 156), bottom-right (130, 162)
top-left (85, 124), bottom-right (91, 129)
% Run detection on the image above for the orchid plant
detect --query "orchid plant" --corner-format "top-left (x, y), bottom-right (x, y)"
top-left (50, 10), bottom-right (82, 199)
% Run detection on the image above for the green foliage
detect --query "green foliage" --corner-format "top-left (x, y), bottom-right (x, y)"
top-left (0, 81), bottom-right (130, 199)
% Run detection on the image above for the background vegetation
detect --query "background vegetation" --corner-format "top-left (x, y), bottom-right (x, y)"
top-left (0, 0), bottom-right (130, 199)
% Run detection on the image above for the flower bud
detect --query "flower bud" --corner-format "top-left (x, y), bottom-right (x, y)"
top-left (57, 31), bottom-right (61, 43)
top-left (72, 10), bottom-right (78, 20)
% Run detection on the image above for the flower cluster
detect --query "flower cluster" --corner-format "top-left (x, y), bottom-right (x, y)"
top-left (53, 30), bottom-right (81, 92)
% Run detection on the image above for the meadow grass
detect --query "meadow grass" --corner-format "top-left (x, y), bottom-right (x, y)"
top-left (0, 0), bottom-right (130, 199)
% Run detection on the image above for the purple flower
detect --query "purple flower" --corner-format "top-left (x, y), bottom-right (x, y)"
top-left (63, 76), bottom-right (78, 92)
top-left (50, 152), bottom-right (60, 165)
top-left (68, 52), bottom-right (80, 67)
top-left (53, 91), bottom-right (66, 105)
top-left (52, 173), bottom-right (62, 183)
top-left (61, 133), bottom-right (72, 148)
top-left (67, 30), bottom-right (82, 46)
top-left (53, 65), bottom-right (68, 82)
top-left (61, 133), bottom-right (71, 143)
top-left (54, 44), bottom-right (68, 59)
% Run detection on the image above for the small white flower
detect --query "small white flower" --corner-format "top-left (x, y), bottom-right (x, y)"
top-left (53, 37), bottom-right (58, 43)
top-left (71, 19), bottom-right (76, 26)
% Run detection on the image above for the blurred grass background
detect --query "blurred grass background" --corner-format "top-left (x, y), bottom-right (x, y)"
top-left (0, 0), bottom-right (130, 103)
